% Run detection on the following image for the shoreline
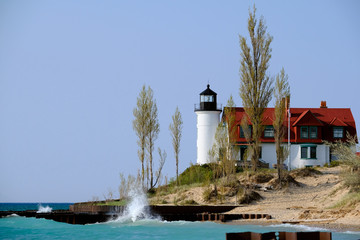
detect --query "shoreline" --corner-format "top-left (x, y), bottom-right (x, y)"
top-left (1, 207), bottom-right (359, 233)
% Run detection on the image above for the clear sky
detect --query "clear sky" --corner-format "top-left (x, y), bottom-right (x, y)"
top-left (1, 0), bottom-right (359, 202)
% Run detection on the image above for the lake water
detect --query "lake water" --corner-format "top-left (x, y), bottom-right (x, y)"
top-left (1, 203), bottom-right (359, 239)
top-left (0, 203), bottom-right (72, 212)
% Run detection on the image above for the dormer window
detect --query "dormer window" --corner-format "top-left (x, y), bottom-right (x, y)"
top-left (264, 126), bottom-right (274, 138)
top-left (300, 126), bottom-right (308, 139)
top-left (333, 127), bottom-right (344, 138)
top-left (300, 126), bottom-right (317, 139)
top-left (240, 126), bottom-right (252, 138)
top-left (309, 126), bottom-right (317, 139)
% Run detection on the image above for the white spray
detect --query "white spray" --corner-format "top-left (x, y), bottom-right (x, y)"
top-left (37, 204), bottom-right (52, 213)
top-left (115, 185), bottom-right (158, 223)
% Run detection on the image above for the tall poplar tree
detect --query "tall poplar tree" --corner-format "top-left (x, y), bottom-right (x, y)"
top-left (169, 107), bottom-right (183, 186)
top-left (146, 87), bottom-right (160, 189)
top-left (223, 95), bottom-right (238, 177)
top-left (273, 68), bottom-right (290, 184)
top-left (133, 85), bottom-right (160, 189)
top-left (239, 6), bottom-right (274, 171)
top-left (133, 85), bottom-right (149, 185)
top-left (211, 95), bottom-right (238, 178)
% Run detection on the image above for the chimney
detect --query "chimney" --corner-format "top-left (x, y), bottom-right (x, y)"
top-left (320, 101), bottom-right (327, 108)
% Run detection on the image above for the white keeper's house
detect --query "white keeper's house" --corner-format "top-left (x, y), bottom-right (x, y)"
top-left (195, 84), bottom-right (358, 169)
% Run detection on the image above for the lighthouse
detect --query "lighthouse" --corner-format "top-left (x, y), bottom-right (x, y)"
top-left (194, 84), bottom-right (222, 165)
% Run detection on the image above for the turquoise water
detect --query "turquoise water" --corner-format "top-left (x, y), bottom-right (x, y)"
top-left (1, 203), bottom-right (360, 239)
top-left (0, 203), bottom-right (72, 211)
top-left (1, 215), bottom-right (360, 239)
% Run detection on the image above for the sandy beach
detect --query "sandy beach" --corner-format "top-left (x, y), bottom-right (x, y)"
top-left (225, 167), bottom-right (360, 231)
top-left (151, 166), bottom-right (360, 232)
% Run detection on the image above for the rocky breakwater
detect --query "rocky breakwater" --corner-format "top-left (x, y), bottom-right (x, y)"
top-left (1, 204), bottom-right (243, 224)
top-left (1, 204), bottom-right (272, 225)
top-left (0, 205), bottom-right (126, 225)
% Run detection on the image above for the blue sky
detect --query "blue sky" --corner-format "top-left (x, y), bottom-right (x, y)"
top-left (1, 1), bottom-right (359, 202)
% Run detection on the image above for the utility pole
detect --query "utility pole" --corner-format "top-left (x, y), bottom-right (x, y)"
top-left (287, 104), bottom-right (291, 171)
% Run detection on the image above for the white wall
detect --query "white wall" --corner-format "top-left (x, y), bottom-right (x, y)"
top-left (289, 144), bottom-right (330, 169)
top-left (258, 143), bottom-right (330, 169)
top-left (260, 143), bottom-right (277, 168)
top-left (196, 111), bottom-right (221, 164)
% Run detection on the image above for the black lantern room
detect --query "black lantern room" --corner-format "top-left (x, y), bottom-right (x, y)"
top-left (195, 84), bottom-right (221, 111)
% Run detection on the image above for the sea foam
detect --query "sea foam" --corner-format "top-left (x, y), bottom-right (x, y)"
top-left (269, 223), bottom-right (328, 232)
top-left (5, 213), bottom-right (19, 218)
top-left (36, 204), bottom-right (52, 213)
top-left (113, 185), bottom-right (159, 223)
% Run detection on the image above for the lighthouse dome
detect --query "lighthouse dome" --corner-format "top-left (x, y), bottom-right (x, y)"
top-left (195, 84), bottom-right (221, 111)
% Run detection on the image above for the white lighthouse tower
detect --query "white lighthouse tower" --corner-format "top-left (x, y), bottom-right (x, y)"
top-left (195, 84), bottom-right (222, 165)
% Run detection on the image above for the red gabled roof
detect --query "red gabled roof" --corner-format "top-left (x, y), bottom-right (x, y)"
top-left (262, 116), bottom-right (274, 125)
top-left (227, 107), bottom-right (357, 143)
top-left (329, 117), bottom-right (348, 127)
top-left (292, 110), bottom-right (323, 126)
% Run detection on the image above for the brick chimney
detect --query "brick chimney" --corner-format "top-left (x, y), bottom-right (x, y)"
top-left (320, 101), bottom-right (327, 108)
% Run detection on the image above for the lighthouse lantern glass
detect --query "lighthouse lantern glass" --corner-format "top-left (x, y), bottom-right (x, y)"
top-left (201, 95), bottom-right (214, 102)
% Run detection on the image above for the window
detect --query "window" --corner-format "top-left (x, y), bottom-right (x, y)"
top-left (239, 146), bottom-right (262, 160)
top-left (240, 146), bottom-right (247, 160)
top-left (264, 126), bottom-right (274, 138)
top-left (309, 127), bottom-right (317, 139)
top-left (310, 147), bottom-right (316, 159)
top-left (240, 126), bottom-right (251, 138)
top-left (300, 126), bottom-right (308, 139)
top-left (240, 127), bottom-right (244, 138)
top-left (201, 95), bottom-right (214, 102)
top-left (300, 126), bottom-right (317, 139)
top-left (301, 147), bottom-right (308, 158)
top-left (333, 127), bottom-right (344, 138)
top-left (301, 146), bottom-right (317, 159)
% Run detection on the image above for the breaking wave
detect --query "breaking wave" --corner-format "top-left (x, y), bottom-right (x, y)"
top-left (36, 204), bottom-right (52, 213)
top-left (112, 185), bottom-right (159, 223)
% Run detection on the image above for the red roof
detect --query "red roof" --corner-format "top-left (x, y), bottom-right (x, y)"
top-left (226, 107), bottom-right (357, 144)
top-left (329, 117), bottom-right (348, 127)
top-left (292, 110), bottom-right (324, 126)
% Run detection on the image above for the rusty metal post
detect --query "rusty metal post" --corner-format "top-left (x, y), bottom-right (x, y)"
top-left (319, 232), bottom-right (332, 240)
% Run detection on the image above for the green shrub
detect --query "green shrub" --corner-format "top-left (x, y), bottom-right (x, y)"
top-left (175, 164), bottom-right (214, 186)
top-left (237, 189), bottom-right (263, 204)
top-left (221, 175), bottom-right (240, 188)
top-left (203, 186), bottom-right (218, 202)
top-left (291, 167), bottom-right (322, 178)
top-left (343, 172), bottom-right (360, 192)
top-left (325, 134), bottom-right (360, 192)
top-left (331, 192), bottom-right (360, 209)
top-left (252, 172), bottom-right (274, 183)
top-left (324, 160), bottom-right (340, 168)
top-left (330, 160), bottom-right (340, 167)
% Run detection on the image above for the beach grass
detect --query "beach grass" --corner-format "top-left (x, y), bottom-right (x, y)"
top-left (331, 191), bottom-right (360, 209)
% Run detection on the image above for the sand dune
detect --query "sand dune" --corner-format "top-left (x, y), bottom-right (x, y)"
top-left (151, 166), bottom-right (360, 231)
